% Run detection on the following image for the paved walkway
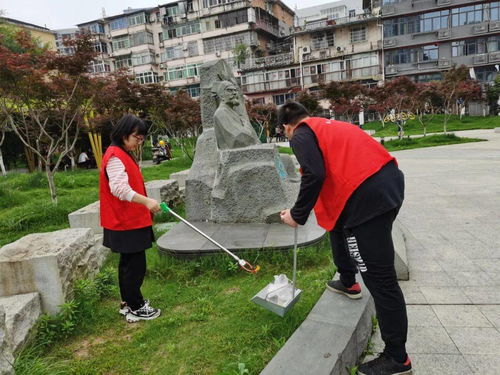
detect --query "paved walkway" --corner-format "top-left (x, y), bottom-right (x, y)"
top-left (368, 128), bottom-right (500, 374)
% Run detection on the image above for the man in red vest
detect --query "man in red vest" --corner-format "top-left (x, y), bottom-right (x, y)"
top-left (278, 102), bottom-right (411, 375)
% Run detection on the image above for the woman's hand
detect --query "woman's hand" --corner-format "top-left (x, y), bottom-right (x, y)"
top-left (280, 209), bottom-right (298, 228)
top-left (145, 198), bottom-right (161, 214)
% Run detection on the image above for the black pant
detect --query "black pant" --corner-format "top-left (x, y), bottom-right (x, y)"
top-left (118, 251), bottom-right (146, 311)
top-left (330, 208), bottom-right (408, 362)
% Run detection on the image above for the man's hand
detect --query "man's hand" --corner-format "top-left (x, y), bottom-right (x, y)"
top-left (280, 209), bottom-right (298, 228)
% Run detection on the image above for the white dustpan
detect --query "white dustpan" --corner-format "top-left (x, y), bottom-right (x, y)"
top-left (252, 227), bottom-right (302, 317)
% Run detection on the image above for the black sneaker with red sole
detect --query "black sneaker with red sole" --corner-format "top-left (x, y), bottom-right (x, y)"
top-left (326, 279), bottom-right (362, 299)
top-left (358, 353), bottom-right (412, 375)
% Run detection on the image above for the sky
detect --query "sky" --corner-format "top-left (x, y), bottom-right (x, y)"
top-left (1, 0), bottom-right (356, 30)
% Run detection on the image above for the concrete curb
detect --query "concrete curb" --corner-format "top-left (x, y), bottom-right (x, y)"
top-left (260, 219), bottom-right (409, 374)
top-left (261, 278), bottom-right (375, 375)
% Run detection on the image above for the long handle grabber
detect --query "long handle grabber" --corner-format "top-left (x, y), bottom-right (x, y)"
top-left (159, 203), bottom-right (260, 274)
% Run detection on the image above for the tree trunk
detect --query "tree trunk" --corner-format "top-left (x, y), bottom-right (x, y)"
top-left (24, 147), bottom-right (36, 172)
top-left (0, 148), bottom-right (6, 176)
top-left (46, 166), bottom-right (58, 204)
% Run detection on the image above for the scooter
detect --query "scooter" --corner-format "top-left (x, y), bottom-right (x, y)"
top-left (152, 147), bottom-right (169, 165)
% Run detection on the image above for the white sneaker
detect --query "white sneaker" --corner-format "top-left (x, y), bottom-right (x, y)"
top-left (125, 301), bottom-right (161, 323)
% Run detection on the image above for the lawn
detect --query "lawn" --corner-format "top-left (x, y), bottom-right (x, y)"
top-left (363, 114), bottom-right (500, 137)
top-left (16, 240), bottom-right (332, 375)
top-left (0, 148), bottom-right (192, 247)
top-left (383, 134), bottom-right (485, 151)
top-left (3, 145), bottom-right (333, 375)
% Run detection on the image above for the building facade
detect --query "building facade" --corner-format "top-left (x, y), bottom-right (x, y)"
top-left (379, 0), bottom-right (500, 83)
top-left (239, 2), bottom-right (382, 105)
top-left (53, 28), bottom-right (80, 55)
top-left (2, 17), bottom-right (57, 50)
top-left (76, 0), bottom-right (295, 97)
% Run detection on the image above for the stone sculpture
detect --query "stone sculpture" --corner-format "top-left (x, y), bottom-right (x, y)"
top-left (212, 80), bottom-right (260, 150)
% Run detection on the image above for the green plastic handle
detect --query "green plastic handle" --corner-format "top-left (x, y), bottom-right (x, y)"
top-left (160, 202), bottom-right (170, 213)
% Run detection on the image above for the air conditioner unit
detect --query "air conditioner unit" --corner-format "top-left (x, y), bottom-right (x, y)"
top-left (336, 46), bottom-right (345, 52)
top-left (182, 43), bottom-right (189, 51)
top-left (215, 51), bottom-right (221, 57)
top-left (302, 46), bottom-right (311, 54)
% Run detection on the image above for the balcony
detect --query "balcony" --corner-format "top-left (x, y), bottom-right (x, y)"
top-left (254, 19), bottom-right (279, 37)
top-left (239, 52), bottom-right (294, 71)
top-left (295, 13), bottom-right (376, 33)
top-left (381, 0), bottom-right (488, 18)
top-left (199, 0), bottom-right (250, 17)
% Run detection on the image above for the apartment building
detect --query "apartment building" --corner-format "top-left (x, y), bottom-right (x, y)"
top-left (2, 17), bottom-right (57, 50)
top-left (53, 28), bottom-right (79, 55)
top-left (239, 1), bottom-right (383, 105)
top-left (379, 0), bottom-right (500, 83)
top-left (76, 0), bottom-right (294, 97)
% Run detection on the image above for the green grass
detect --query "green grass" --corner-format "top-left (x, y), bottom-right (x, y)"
top-left (0, 155), bottom-right (192, 246)
top-left (363, 114), bottom-right (500, 137)
top-left (277, 134), bottom-right (484, 156)
top-left (383, 134), bottom-right (485, 151)
top-left (15, 237), bottom-right (333, 375)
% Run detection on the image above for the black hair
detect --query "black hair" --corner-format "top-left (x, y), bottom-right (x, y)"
top-left (110, 114), bottom-right (148, 146)
top-left (277, 101), bottom-right (310, 127)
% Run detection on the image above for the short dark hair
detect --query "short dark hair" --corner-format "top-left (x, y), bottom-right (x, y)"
top-left (277, 102), bottom-right (309, 126)
top-left (110, 114), bottom-right (148, 146)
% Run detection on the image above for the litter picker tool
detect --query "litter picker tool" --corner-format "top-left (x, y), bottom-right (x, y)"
top-left (159, 203), bottom-right (260, 274)
top-left (251, 226), bottom-right (302, 317)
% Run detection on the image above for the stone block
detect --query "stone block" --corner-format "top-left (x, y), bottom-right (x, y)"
top-left (0, 228), bottom-right (101, 314)
top-left (494, 127), bottom-right (500, 133)
top-left (446, 327), bottom-right (500, 355)
top-left (145, 179), bottom-right (182, 207)
top-left (364, 129), bottom-right (376, 136)
top-left (432, 305), bottom-right (492, 328)
top-left (0, 293), bottom-right (41, 354)
top-left (279, 154), bottom-right (299, 181)
top-left (169, 169), bottom-right (190, 189)
top-left (185, 128), bottom-right (219, 221)
top-left (0, 307), bottom-right (14, 375)
top-left (68, 200), bottom-right (101, 234)
top-left (211, 144), bottom-right (299, 223)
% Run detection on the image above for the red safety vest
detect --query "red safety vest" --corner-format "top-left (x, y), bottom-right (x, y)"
top-left (297, 118), bottom-right (395, 231)
top-left (99, 146), bottom-right (152, 230)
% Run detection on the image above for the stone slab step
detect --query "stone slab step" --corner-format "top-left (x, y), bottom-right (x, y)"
top-left (261, 276), bottom-right (375, 375)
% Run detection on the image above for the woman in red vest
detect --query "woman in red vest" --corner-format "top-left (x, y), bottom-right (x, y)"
top-left (100, 114), bottom-right (161, 323)
top-left (278, 102), bottom-right (411, 375)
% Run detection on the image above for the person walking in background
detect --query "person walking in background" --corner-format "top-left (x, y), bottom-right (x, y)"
top-left (278, 102), bottom-right (410, 375)
top-left (100, 114), bottom-right (161, 323)
top-left (77, 150), bottom-right (90, 169)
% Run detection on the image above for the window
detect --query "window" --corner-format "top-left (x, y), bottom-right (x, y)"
top-left (312, 30), bottom-right (335, 50)
top-left (162, 45), bottom-right (183, 61)
top-left (203, 32), bottom-right (257, 53)
top-left (491, 2), bottom-right (500, 21)
top-left (88, 23), bottom-right (104, 34)
top-left (128, 13), bottom-right (146, 26)
top-left (451, 5), bottom-right (484, 27)
top-left (475, 66), bottom-right (496, 82)
top-left (350, 26), bottom-right (366, 43)
top-left (110, 17), bottom-right (128, 30)
top-left (93, 42), bottom-right (108, 53)
top-left (414, 73), bottom-right (442, 82)
top-left (488, 35), bottom-right (500, 52)
top-left (422, 45), bottom-right (438, 61)
top-left (187, 41), bottom-right (199, 57)
top-left (163, 21), bottom-right (201, 40)
top-left (129, 32), bottom-right (154, 47)
top-left (452, 38), bottom-right (486, 56)
top-left (420, 10), bottom-right (449, 32)
top-left (132, 52), bottom-right (155, 66)
top-left (112, 36), bottom-right (130, 51)
top-left (115, 56), bottom-right (132, 69)
top-left (89, 61), bottom-right (111, 73)
top-left (217, 9), bottom-right (248, 28)
top-left (165, 64), bottom-right (201, 81)
top-left (136, 72), bottom-right (159, 85)
top-left (272, 93), bottom-right (295, 105)
top-left (165, 5), bottom-right (179, 16)
top-left (186, 85), bottom-right (201, 98)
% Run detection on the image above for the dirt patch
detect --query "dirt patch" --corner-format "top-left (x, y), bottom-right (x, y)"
top-left (74, 339), bottom-right (90, 358)
top-left (223, 286), bottom-right (240, 295)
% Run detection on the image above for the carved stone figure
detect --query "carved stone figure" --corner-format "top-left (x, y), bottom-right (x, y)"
top-left (212, 80), bottom-right (260, 150)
